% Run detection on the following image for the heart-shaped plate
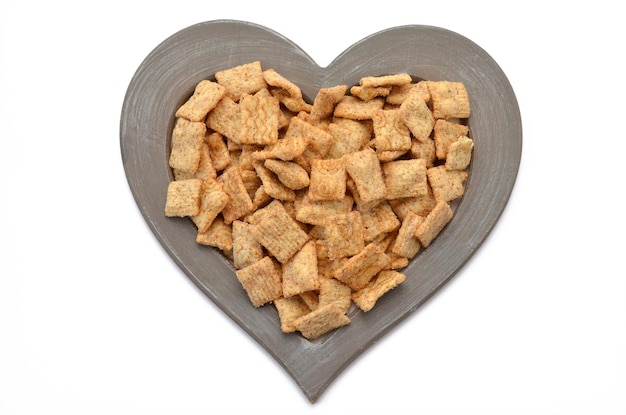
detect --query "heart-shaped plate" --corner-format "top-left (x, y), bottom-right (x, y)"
top-left (120, 20), bottom-right (521, 403)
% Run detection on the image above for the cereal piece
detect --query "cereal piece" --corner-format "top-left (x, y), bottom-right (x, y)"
top-left (350, 85), bottom-right (390, 101)
top-left (169, 118), bottom-right (206, 173)
top-left (399, 88), bottom-right (435, 143)
top-left (299, 291), bottom-right (319, 310)
top-left (361, 201), bottom-right (401, 242)
top-left (285, 116), bottom-right (333, 160)
top-left (252, 185), bottom-right (272, 210)
top-left (414, 200), bottom-right (453, 248)
top-left (326, 120), bottom-right (371, 159)
top-left (344, 148), bottom-right (386, 204)
top-left (311, 84), bottom-right (347, 119)
top-left (232, 220), bottom-right (264, 270)
top-left (215, 61), bottom-right (267, 102)
top-left (382, 159), bottom-right (427, 200)
top-left (292, 303), bottom-right (350, 340)
top-left (235, 144), bottom-right (262, 171)
top-left (360, 73), bottom-right (412, 88)
top-left (352, 270), bottom-right (406, 312)
top-left (388, 184), bottom-right (437, 220)
top-left (427, 81), bottom-right (470, 119)
top-left (196, 215), bottom-right (233, 251)
top-left (262, 68), bottom-right (303, 101)
top-left (175, 80), bottom-right (226, 122)
top-left (295, 193), bottom-right (354, 226)
top-left (216, 166), bottom-right (255, 224)
top-left (282, 240), bottom-right (319, 297)
top-left (317, 257), bottom-right (348, 280)
top-left (173, 142), bottom-right (216, 181)
top-left (318, 278), bottom-right (351, 313)
top-left (375, 148), bottom-right (407, 162)
top-left (372, 109), bottom-right (412, 151)
top-left (445, 136), bottom-right (474, 171)
top-left (191, 178), bottom-right (229, 233)
top-left (410, 137), bottom-right (437, 168)
top-left (271, 88), bottom-right (312, 113)
top-left (239, 93), bottom-right (280, 145)
top-left (346, 178), bottom-right (381, 213)
top-left (206, 96), bottom-right (241, 143)
top-left (240, 169), bottom-right (262, 199)
top-left (264, 159), bottom-right (310, 190)
top-left (274, 296), bottom-right (311, 333)
top-left (334, 96), bottom-right (385, 120)
top-left (252, 135), bottom-right (309, 161)
top-left (390, 211), bottom-right (424, 259)
top-left (427, 165), bottom-right (468, 202)
top-left (249, 200), bottom-right (309, 263)
top-left (433, 119), bottom-right (470, 160)
top-left (387, 254), bottom-right (409, 270)
top-left (308, 158), bottom-right (347, 201)
top-left (235, 256), bottom-right (282, 307)
top-left (317, 211), bottom-right (364, 260)
top-left (253, 161), bottom-right (295, 201)
top-left (164, 178), bottom-right (202, 217)
top-left (333, 242), bottom-right (391, 291)
top-left (386, 81), bottom-right (430, 105)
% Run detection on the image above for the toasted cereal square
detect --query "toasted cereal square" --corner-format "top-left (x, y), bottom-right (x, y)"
top-left (239, 93), bottom-right (280, 145)
top-left (410, 137), bottom-right (437, 168)
top-left (427, 81), bottom-right (470, 119)
top-left (216, 166), bottom-right (255, 224)
top-left (399, 88), bottom-right (435, 142)
top-left (352, 270), bottom-right (406, 312)
top-left (372, 109), bottom-right (412, 152)
top-left (308, 158), bottom-right (347, 202)
top-left (346, 178), bottom-right (381, 213)
top-left (206, 96), bottom-right (241, 143)
top-left (386, 81), bottom-right (430, 105)
top-left (359, 73), bottom-right (412, 88)
top-left (382, 159), bottom-right (427, 200)
top-left (333, 242), bottom-right (391, 291)
top-left (282, 240), bottom-right (319, 297)
top-left (235, 256), bottom-right (282, 307)
top-left (414, 200), bottom-right (453, 248)
top-left (310, 84), bottom-right (347, 119)
top-left (445, 136), bottom-right (474, 171)
top-left (299, 291), bottom-right (319, 311)
top-left (350, 85), bottom-right (390, 101)
top-left (433, 119), bottom-right (470, 160)
top-left (390, 211), bottom-right (424, 259)
top-left (191, 178), bottom-right (229, 233)
top-left (325, 120), bottom-right (371, 159)
top-left (285, 116), bottom-right (333, 160)
top-left (360, 201), bottom-right (401, 242)
top-left (344, 148), bottom-right (386, 204)
top-left (318, 278), bottom-right (352, 313)
top-left (292, 303), bottom-right (350, 340)
top-left (240, 169), bottom-right (262, 199)
top-left (175, 80), bottom-right (226, 122)
top-left (388, 183), bottom-right (437, 220)
top-left (427, 165), bottom-right (468, 202)
top-left (253, 161), bottom-right (296, 201)
top-left (249, 200), bottom-right (310, 263)
top-left (232, 220), bottom-right (264, 270)
top-left (172, 142), bottom-right (216, 181)
top-left (263, 68), bottom-right (302, 100)
top-left (164, 178), bottom-right (202, 217)
top-left (295, 193), bottom-right (354, 226)
top-left (264, 159), bottom-right (310, 190)
top-left (274, 296), bottom-right (311, 333)
top-left (252, 135), bottom-right (309, 161)
top-left (215, 61), bottom-right (267, 102)
top-left (270, 88), bottom-right (312, 113)
top-left (318, 211), bottom-right (364, 260)
top-left (196, 215), bottom-right (233, 251)
top-left (205, 132), bottom-right (231, 171)
top-left (169, 118), bottom-right (206, 173)
top-left (334, 96), bottom-right (385, 120)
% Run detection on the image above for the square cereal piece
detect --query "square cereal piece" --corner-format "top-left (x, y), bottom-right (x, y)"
top-left (252, 135), bottom-right (309, 162)
top-left (346, 177), bottom-right (381, 213)
top-left (264, 159), bottom-right (310, 190)
top-left (205, 132), bottom-right (231, 171)
top-left (388, 183), bottom-right (437, 220)
top-left (361, 201), bottom-right (401, 242)
top-left (274, 296), bottom-right (311, 333)
top-left (318, 211), bottom-right (364, 260)
top-left (293, 303), bottom-right (350, 340)
top-left (310, 84), bottom-right (347, 119)
top-left (318, 278), bottom-right (352, 313)
top-left (239, 93), bottom-right (280, 145)
top-left (175, 80), bottom-right (226, 122)
top-left (299, 291), bottom-right (319, 311)
top-left (235, 256), bottom-right (282, 307)
top-left (270, 88), bottom-right (312, 113)
top-left (253, 161), bottom-right (296, 201)
top-left (350, 85), bottom-right (390, 101)
top-left (164, 178), bottom-right (202, 217)
top-left (372, 109), bottom-right (412, 151)
top-left (445, 136), bottom-right (474, 171)
top-left (382, 159), bottom-right (427, 200)
top-left (172, 142), bottom-right (216, 181)
top-left (427, 165), bottom-right (468, 202)
top-left (169, 118), bottom-right (206, 173)
top-left (344, 148), bottom-right (386, 204)
top-left (352, 270), bottom-right (406, 312)
top-left (414, 200), bottom-right (453, 248)
top-left (262, 68), bottom-right (303, 101)
top-left (334, 96), bottom-right (385, 120)
top-left (196, 215), bottom-right (233, 251)
top-left (249, 200), bottom-right (310, 263)
top-left (206, 96), bottom-right (241, 143)
top-left (285, 116), bottom-right (333, 160)
top-left (433, 119), bottom-right (470, 160)
top-left (386, 81), bottom-right (430, 106)
top-left (215, 61), bottom-right (267, 102)
top-left (282, 240), bottom-right (319, 297)
top-left (191, 178), bottom-right (229, 233)
top-left (359, 73), bottom-right (412, 88)
top-left (410, 137), bottom-right (437, 168)
top-left (333, 242), bottom-right (391, 291)
top-left (399, 88), bottom-right (435, 143)
top-left (295, 193), bottom-right (354, 226)
top-left (232, 220), bottom-right (264, 270)
top-left (326, 120), bottom-right (371, 159)
top-left (427, 81), bottom-right (471, 119)
top-left (390, 211), bottom-right (424, 259)
top-left (308, 158), bottom-right (347, 201)
top-left (216, 166), bottom-right (255, 224)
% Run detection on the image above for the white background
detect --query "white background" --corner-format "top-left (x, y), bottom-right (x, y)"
top-left (2, 1), bottom-right (625, 414)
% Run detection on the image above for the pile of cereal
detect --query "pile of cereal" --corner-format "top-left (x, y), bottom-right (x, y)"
top-left (164, 61), bottom-right (473, 340)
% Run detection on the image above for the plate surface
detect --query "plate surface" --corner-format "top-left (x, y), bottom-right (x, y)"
top-left (120, 20), bottom-right (521, 403)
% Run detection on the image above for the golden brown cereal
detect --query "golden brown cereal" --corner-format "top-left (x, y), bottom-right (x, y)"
top-left (427, 165), bottom-right (468, 202)
top-left (352, 270), bottom-right (406, 312)
top-left (206, 96), bottom-right (241, 143)
top-left (427, 80), bottom-right (471, 119)
top-left (410, 137), bottom-right (437, 168)
top-left (359, 73), bottom-right (412, 88)
top-left (333, 242), bottom-right (391, 291)
top-left (282, 240), bottom-right (319, 297)
top-left (317, 211), bottom-right (364, 260)
top-left (414, 200), bottom-right (453, 248)
top-left (433, 119), bottom-right (470, 160)
top-left (318, 278), bottom-right (352, 313)
top-left (334, 96), bottom-right (385, 120)
top-left (311, 84), bottom-right (348, 119)
top-left (196, 215), bottom-right (233, 251)
top-left (215, 61), bottom-right (267, 102)
top-left (382, 159), bottom-right (428, 200)
top-left (173, 142), bottom-right (217, 181)
top-left (308, 158), bottom-right (347, 202)
top-left (274, 296), bottom-right (311, 333)
top-left (344, 148), bottom-right (386, 204)
top-left (216, 166), bottom-right (255, 224)
top-left (295, 193), bottom-right (354, 226)
top-left (232, 220), bottom-right (264, 270)
top-left (191, 178), bottom-right (229, 233)
top-left (390, 211), bottom-right (424, 259)
top-left (239, 93), bottom-right (281, 145)
top-left (264, 159), bottom-right (310, 190)
top-left (360, 201), bottom-right (401, 242)
top-left (372, 108), bottom-right (412, 152)
top-left (299, 291), bottom-right (319, 311)
top-left (175, 80), bottom-right (226, 122)
top-left (253, 161), bottom-right (296, 201)
top-left (164, 178), bottom-right (202, 217)
top-left (252, 135), bottom-right (310, 161)
top-left (445, 136), bottom-right (474, 171)
top-left (169, 118), bottom-right (206, 173)
top-left (399, 88), bottom-right (435, 143)
top-left (386, 81), bottom-right (430, 105)
top-left (326, 120), bottom-right (371, 159)
top-left (285, 116), bottom-right (333, 160)
top-left (263, 68), bottom-right (303, 100)
top-left (292, 303), bottom-right (350, 340)
top-left (235, 256), bottom-right (282, 307)
top-left (350, 85), bottom-right (390, 101)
